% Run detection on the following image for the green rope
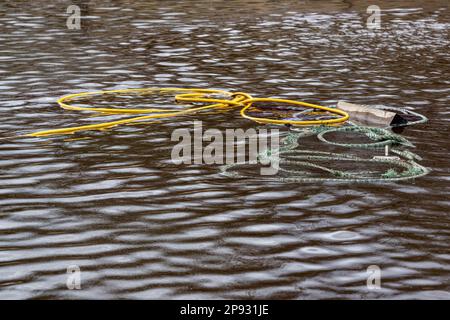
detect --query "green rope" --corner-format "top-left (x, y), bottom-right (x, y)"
top-left (317, 126), bottom-right (414, 149)
top-left (220, 105), bottom-right (430, 183)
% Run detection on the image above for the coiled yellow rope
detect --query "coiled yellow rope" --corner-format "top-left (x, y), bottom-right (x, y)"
top-left (28, 87), bottom-right (349, 137)
top-left (19, 87), bottom-right (430, 182)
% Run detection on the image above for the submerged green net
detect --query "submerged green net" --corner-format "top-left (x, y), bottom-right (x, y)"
top-left (220, 105), bottom-right (430, 183)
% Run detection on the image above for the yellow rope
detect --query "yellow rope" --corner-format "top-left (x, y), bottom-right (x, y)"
top-left (240, 98), bottom-right (349, 126)
top-left (27, 87), bottom-right (349, 137)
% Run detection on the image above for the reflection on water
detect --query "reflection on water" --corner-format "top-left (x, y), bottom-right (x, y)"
top-left (0, 0), bottom-right (449, 299)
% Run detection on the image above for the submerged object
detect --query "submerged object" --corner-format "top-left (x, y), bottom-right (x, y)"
top-left (337, 101), bottom-right (407, 127)
top-left (221, 101), bottom-right (430, 183)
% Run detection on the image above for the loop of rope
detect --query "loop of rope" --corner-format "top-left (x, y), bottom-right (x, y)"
top-left (27, 87), bottom-right (349, 137)
top-left (20, 87), bottom-right (430, 182)
top-left (220, 107), bottom-right (430, 183)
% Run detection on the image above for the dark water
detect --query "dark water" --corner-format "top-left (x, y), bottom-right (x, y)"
top-left (0, 0), bottom-right (449, 299)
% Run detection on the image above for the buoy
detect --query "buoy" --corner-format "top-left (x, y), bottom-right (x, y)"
top-left (337, 101), bottom-right (407, 126)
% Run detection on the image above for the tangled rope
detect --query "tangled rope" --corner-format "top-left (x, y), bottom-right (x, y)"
top-left (221, 108), bottom-right (430, 183)
top-left (27, 87), bottom-right (348, 137)
top-left (22, 87), bottom-right (429, 183)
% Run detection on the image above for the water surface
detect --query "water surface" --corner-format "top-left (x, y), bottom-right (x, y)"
top-left (0, 0), bottom-right (449, 299)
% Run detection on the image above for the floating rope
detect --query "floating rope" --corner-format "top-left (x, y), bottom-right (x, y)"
top-left (19, 87), bottom-right (429, 183)
top-left (27, 87), bottom-right (349, 137)
top-left (221, 107), bottom-right (430, 183)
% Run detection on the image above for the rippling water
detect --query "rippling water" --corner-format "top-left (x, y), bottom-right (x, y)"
top-left (0, 0), bottom-right (449, 299)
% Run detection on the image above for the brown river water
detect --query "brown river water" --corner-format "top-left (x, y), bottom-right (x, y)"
top-left (0, 0), bottom-right (449, 299)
